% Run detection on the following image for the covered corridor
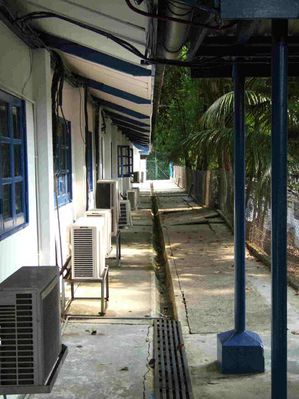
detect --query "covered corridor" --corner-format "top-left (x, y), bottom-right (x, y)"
top-left (1, 1), bottom-right (299, 398)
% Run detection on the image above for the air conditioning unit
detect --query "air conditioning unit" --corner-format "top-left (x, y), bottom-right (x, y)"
top-left (133, 171), bottom-right (140, 183)
top-left (132, 187), bottom-right (140, 206)
top-left (95, 179), bottom-right (118, 209)
top-left (71, 217), bottom-right (105, 279)
top-left (110, 207), bottom-right (118, 237)
top-left (0, 266), bottom-right (67, 395)
top-left (95, 180), bottom-right (119, 236)
top-left (85, 209), bottom-right (112, 256)
top-left (119, 200), bottom-right (132, 228)
top-left (127, 189), bottom-right (138, 211)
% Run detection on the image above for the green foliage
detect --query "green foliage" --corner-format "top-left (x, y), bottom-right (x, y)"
top-left (154, 67), bottom-right (200, 166)
top-left (155, 67), bottom-right (299, 196)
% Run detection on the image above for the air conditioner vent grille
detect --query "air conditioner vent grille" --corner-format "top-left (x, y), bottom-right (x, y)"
top-left (73, 228), bottom-right (94, 278)
top-left (0, 294), bottom-right (34, 386)
top-left (42, 281), bottom-right (60, 382)
top-left (119, 201), bottom-right (131, 227)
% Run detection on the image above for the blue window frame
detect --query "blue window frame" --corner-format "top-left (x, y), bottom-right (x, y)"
top-left (53, 117), bottom-right (72, 207)
top-left (0, 90), bottom-right (28, 240)
top-left (86, 130), bottom-right (93, 191)
top-left (118, 145), bottom-right (133, 178)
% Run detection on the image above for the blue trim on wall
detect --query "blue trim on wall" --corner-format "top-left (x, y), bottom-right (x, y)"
top-left (54, 118), bottom-right (72, 207)
top-left (122, 131), bottom-right (149, 145)
top-left (0, 90), bottom-right (28, 240)
top-left (100, 100), bottom-right (149, 120)
top-left (111, 119), bottom-right (150, 133)
top-left (105, 111), bottom-right (150, 128)
top-left (39, 32), bottom-right (151, 77)
top-left (133, 143), bottom-right (149, 154)
top-left (86, 78), bottom-right (151, 104)
top-left (121, 127), bottom-right (149, 140)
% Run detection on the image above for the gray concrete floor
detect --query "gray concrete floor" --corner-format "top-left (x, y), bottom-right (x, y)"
top-left (64, 203), bottom-right (155, 318)
top-left (30, 321), bottom-right (153, 399)
top-left (153, 180), bottom-right (299, 399)
top-left (30, 192), bottom-right (156, 399)
top-left (28, 179), bottom-right (299, 399)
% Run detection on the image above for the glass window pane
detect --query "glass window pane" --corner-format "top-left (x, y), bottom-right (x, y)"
top-left (55, 176), bottom-right (59, 195)
top-left (0, 102), bottom-right (8, 137)
top-left (3, 184), bottom-right (12, 219)
top-left (1, 143), bottom-right (11, 178)
top-left (15, 182), bottom-right (23, 214)
top-left (58, 175), bottom-right (66, 195)
top-left (53, 117), bottom-right (71, 205)
top-left (12, 106), bottom-right (21, 138)
top-left (14, 145), bottom-right (22, 176)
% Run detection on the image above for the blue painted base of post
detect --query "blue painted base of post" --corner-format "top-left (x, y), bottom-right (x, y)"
top-left (217, 329), bottom-right (265, 374)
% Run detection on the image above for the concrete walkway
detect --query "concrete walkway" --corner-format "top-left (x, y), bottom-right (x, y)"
top-left (30, 191), bottom-right (156, 399)
top-left (28, 179), bottom-right (299, 399)
top-left (153, 180), bottom-right (299, 399)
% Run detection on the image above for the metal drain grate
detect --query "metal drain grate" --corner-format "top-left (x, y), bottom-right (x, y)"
top-left (154, 319), bottom-right (193, 399)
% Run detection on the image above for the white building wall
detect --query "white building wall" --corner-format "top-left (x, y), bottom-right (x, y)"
top-left (103, 118), bottom-right (112, 179)
top-left (53, 84), bottom-right (96, 264)
top-left (140, 159), bottom-right (147, 182)
top-left (0, 22), bottom-right (101, 275)
top-left (133, 146), bottom-right (141, 173)
top-left (33, 49), bottom-right (56, 265)
top-left (0, 23), bottom-right (39, 283)
top-left (133, 145), bottom-right (147, 182)
top-left (111, 124), bottom-right (118, 180)
top-left (0, 21), bottom-right (147, 283)
top-left (0, 22), bottom-right (33, 100)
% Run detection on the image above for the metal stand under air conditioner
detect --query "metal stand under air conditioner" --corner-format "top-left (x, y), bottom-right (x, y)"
top-left (63, 265), bottom-right (110, 316)
top-left (115, 230), bottom-right (121, 265)
top-left (109, 229), bottom-right (121, 266)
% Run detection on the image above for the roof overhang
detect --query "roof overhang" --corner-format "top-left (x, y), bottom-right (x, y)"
top-left (7, 0), bottom-right (156, 149)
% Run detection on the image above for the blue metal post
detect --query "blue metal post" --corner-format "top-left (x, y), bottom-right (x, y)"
top-left (233, 63), bottom-right (246, 333)
top-left (217, 62), bottom-right (264, 375)
top-left (271, 19), bottom-right (288, 399)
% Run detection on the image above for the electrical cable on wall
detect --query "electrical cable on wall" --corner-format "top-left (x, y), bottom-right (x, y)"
top-left (78, 87), bottom-right (86, 145)
top-left (84, 85), bottom-right (89, 211)
top-left (15, 11), bottom-right (145, 59)
top-left (21, 47), bottom-right (33, 94)
top-left (94, 106), bottom-right (100, 180)
top-left (51, 53), bottom-right (70, 275)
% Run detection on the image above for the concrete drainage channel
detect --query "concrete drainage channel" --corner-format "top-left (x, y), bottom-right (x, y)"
top-left (152, 193), bottom-right (174, 320)
top-left (151, 191), bottom-right (194, 399)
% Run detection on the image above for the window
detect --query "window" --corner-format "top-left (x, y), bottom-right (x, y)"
top-left (53, 117), bottom-right (72, 206)
top-left (0, 90), bottom-right (28, 239)
top-left (118, 145), bottom-right (133, 177)
top-left (86, 130), bottom-right (93, 191)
